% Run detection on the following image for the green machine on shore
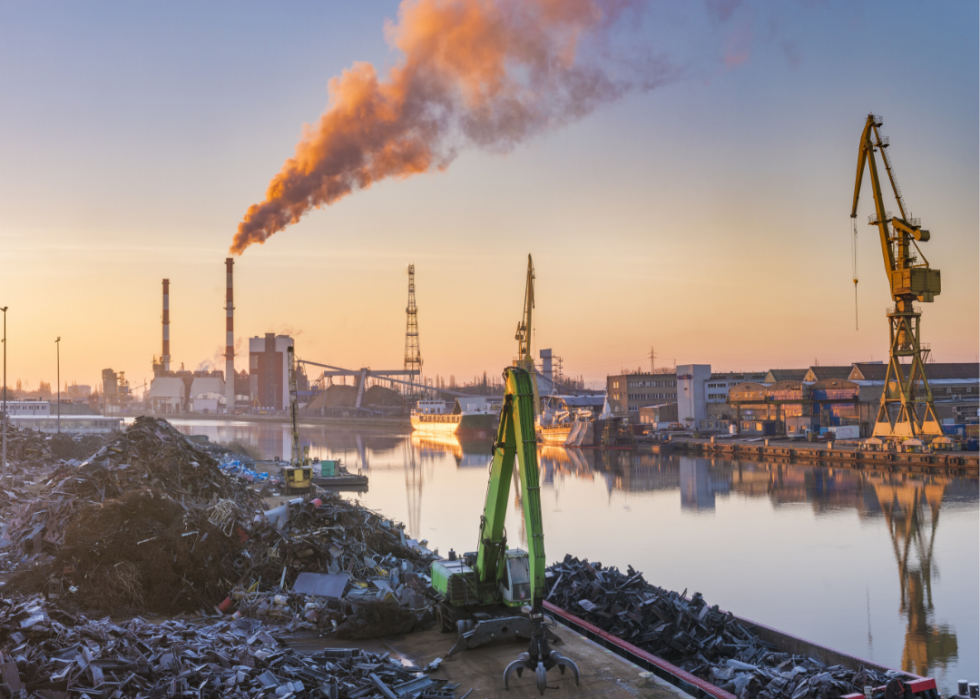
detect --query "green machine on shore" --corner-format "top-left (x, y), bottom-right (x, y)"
top-left (430, 367), bottom-right (579, 694)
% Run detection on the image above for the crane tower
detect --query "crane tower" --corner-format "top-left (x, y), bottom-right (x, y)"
top-left (404, 264), bottom-right (422, 394)
top-left (851, 114), bottom-right (942, 439)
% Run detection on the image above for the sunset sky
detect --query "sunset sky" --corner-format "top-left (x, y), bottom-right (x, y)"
top-left (1, 1), bottom-right (977, 393)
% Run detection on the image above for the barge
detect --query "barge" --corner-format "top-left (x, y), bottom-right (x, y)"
top-left (542, 601), bottom-right (939, 699)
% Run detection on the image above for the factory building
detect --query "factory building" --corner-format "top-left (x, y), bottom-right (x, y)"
top-left (704, 371), bottom-right (767, 421)
top-left (848, 362), bottom-right (978, 425)
top-left (606, 370), bottom-right (677, 419)
top-left (728, 362), bottom-right (979, 436)
top-left (1, 401), bottom-right (51, 417)
top-left (249, 334), bottom-right (294, 411)
top-left (149, 376), bottom-right (185, 413)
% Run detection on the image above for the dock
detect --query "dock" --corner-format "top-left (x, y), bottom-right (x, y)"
top-left (656, 438), bottom-right (979, 475)
top-left (284, 623), bottom-right (694, 699)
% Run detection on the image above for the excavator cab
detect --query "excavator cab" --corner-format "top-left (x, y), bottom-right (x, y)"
top-left (501, 550), bottom-right (531, 605)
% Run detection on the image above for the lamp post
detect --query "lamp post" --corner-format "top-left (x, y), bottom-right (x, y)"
top-left (55, 337), bottom-right (61, 434)
top-left (1, 306), bottom-right (7, 484)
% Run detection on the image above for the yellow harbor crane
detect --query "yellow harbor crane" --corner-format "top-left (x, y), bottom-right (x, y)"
top-left (514, 254), bottom-right (541, 416)
top-left (851, 114), bottom-right (942, 439)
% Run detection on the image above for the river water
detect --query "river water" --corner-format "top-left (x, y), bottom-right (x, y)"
top-left (167, 419), bottom-right (978, 692)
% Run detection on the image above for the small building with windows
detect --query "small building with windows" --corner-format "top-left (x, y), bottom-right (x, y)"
top-left (606, 371), bottom-right (678, 421)
top-left (1, 401), bottom-right (51, 417)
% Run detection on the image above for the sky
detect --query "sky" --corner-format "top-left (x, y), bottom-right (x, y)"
top-left (0, 0), bottom-right (977, 393)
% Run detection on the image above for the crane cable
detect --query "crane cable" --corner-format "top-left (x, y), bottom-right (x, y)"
top-left (851, 217), bottom-right (859, 330)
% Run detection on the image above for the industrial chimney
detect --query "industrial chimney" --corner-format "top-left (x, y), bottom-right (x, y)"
top-left (225, 258), bottom-right (235, 414)
top-left (162, 279), bottom-right (171, 373)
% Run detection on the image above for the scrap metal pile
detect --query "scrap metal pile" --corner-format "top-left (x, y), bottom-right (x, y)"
top-left (0, 595), bottom-right (458, 698)
top-left (0, 417), bottom-right (437, 630)
top-left (546, 556), bottom-right (906, 699)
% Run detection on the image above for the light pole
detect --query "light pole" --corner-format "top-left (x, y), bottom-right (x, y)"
top-left (1, 306), bottom-right (7, 483)
top-left (55, 337), bottom-right (61, 434)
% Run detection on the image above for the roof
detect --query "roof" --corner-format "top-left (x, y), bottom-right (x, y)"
top-left (804, 366), bottom-right (854, 381)
top-left (810, 378), bottom-right (859, 390)
top-left (849, 362), bottom-right (980, 382)
top-left (768, 380), bottom-right (804, 392)
top-left (764, 369), bottom-right (808, 383)
top-left (559, 395), bottom-right (606, 408)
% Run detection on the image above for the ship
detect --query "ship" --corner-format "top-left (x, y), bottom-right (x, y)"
top-left (536, 395), bottom-right (594, 447)
top-left (410, 396), bottom-right (500, 440)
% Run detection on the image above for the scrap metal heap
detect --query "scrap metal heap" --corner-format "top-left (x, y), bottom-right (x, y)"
top-left (0, 417), bottom-right (456, 697)
top-left (0, 595), bottom-right (457, 698)
top-left (546, 556), bottom-right (909, 699)
top-left (0, 418), bottom-right (438, 622)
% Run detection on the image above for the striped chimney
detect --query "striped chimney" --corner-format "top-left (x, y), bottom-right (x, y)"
top-left (225, 258), bottom-right (235, 413)
top-left (162, 279), bottom-right (171, 372)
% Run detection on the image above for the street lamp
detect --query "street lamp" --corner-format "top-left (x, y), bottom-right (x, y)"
top-left (1, 306), bottom-right (6, 482)
top-left (55, 337), bottom-right (61, 434)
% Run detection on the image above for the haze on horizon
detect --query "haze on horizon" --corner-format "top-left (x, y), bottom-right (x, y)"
top-left (0, 1), bottom-right (977, 393)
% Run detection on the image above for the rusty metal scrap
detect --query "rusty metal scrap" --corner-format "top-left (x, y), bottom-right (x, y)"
top-left (546, 556), bottom-right (906, 699)
top-left (0, 595), bottom-right (460, 699)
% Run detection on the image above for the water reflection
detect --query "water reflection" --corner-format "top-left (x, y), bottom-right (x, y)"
top-left (164, 421), bottom-right (977, 689)
top-left (875, 477), bottom-right (958, 677)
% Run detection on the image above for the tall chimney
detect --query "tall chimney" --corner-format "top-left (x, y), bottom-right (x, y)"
top-left (162, 279), bottom-right (171, 373)
top-left (225, 258), bottom-right (235, 414)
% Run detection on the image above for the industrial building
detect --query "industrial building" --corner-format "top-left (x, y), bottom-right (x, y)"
top-left (609, 366), bottom-right (761, 428)
top-left (248, 333), bottom-right (294, 411)
top-left (148, 276), bottom-right (231, 414)
top-left (727, 362), bottom-right (979, 437)
top-left (606, 370), bottom-right (677, 418)
top-left (101, 368), bottom-right (134, 413)
top-left (847, 362), bottom-right (978, 425)
top-left (638, 403), bottom-right (677, 426)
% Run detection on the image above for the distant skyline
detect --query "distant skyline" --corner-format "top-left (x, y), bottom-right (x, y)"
top-left (1, 1), bottom-right (977, 393)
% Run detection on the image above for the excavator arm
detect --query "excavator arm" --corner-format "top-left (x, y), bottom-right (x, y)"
top-left (475, 367), bottom-right (546, 607)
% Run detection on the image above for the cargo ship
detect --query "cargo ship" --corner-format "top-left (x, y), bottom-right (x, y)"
top-left (536, 396), bottom-right (594, 447)
top-left (410, 397), bottom-right (499, 440)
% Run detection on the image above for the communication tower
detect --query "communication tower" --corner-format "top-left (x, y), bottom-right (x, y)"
top-left (404, 264), bottom-right (423, 394)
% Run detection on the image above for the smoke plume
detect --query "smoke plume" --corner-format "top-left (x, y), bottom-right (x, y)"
top-left (231, 0), bottom-right (665, 254)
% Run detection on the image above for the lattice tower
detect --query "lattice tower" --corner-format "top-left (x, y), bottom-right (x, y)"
top-left (404, 265), bottom-right (422, 392)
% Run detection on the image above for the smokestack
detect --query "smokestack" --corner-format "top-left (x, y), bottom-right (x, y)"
top-left (225, 258), bottom-right (235, 413)
top-left (162, 279), bottom-right (171, 373)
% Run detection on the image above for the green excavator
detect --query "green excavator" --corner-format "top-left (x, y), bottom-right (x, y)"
top-left (430, 366), bottom-right (579, 694)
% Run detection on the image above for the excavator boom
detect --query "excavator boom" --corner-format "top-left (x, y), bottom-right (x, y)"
top-left (475, 367), bottom-right (545, 600)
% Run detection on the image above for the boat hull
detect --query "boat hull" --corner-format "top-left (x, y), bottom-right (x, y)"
top-left (411, 412), bottom-right (498, 440)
